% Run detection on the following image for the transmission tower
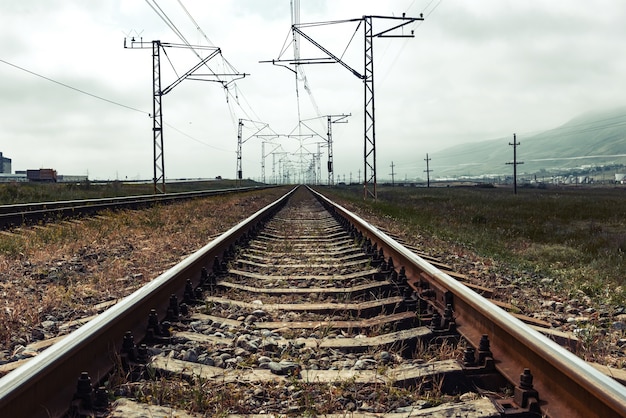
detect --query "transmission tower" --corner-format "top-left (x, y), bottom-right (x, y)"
top-left (264, 14), bottom-right (423, 199)
top-left (125, 38), bottom-right (246, 193)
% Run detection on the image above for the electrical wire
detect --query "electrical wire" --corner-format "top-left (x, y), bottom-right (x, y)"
top-left (339, 21), bottom-right (362, 62)
top-left (164, 122), bottom-right (234, 154)
top-left (418, 0), bottom-right (445, 21)
top-left (164, 0), bottom-right (266, 136)
top-left (297, 19), bottom-right (362, 28)
top-left (292, 0), bottom-right (304, 137)
top-left (176, 0), bottom-right (215, 46)
top-left (0, 57), bottom-right (147, 115)
top-left (1, 55), bottom-right (235, 162)
top-left (146, 0), bottom-right (251, 142)
top-left (145, 1), bottom-right (466, 182)
top-left (147, 0), bottom-right (225, 84)
top-left (377, 0), bottom-right (444, 87)
top-left (144, 0), bottom-right (189, 45)
top-left (161, 48), bottom-right (181, 80)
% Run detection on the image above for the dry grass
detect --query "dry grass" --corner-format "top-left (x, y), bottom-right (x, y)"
top-left (320, 185), bottom-right (626, 366)
top-left (127, 374), bottom-right (455, 416)
top-left (0, 188), bottom-right (289, 352)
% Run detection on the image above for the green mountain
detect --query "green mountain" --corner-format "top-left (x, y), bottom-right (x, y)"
top-left (431, 107), bottom-right (626, 179)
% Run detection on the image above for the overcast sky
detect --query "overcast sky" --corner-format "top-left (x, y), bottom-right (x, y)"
top-left (1, 0), bottom-right (625, 182)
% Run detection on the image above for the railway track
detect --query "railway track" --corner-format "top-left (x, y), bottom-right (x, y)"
top-left (0, 186), bottom-right (624, 417)
top-left (0, 186), bottom-right (272, 230)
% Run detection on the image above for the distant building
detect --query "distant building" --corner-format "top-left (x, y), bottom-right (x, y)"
top-left (0, 152), bottom-right (11, 174)
top-left (26, 168), bottom-right (57, 182)
top-left (57, 174), bottom-right (89, 183)
top-left (0, 173), bottom-right (27, 182)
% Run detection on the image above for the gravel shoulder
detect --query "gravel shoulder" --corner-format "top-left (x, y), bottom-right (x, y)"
top-left (325, 193), bottom-right (626, 370)
top-left (1, 185), bottom-right (624, 373)
top-left (0, 188), bottom-right (289, 367)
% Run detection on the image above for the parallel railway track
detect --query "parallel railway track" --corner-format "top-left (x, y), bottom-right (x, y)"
top-left (0, 186), bottom-right (624, 417)
top-left (0, 186), bottom-right (272, 230)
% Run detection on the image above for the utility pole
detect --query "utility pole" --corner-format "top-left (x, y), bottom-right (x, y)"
top-left (264, 14), bottom-right (424, 200)
top-left (125, 38), bottom-right (246, 193)
top-left (262, 141), bottom-right (281, 183)
top-left (237, 119), bottom-right (270, 185)
top-left (506, 133), bottom-right (524, 194)
top-left (272, 151), bottom-right (288, 184)
top-left (237, 120), bottom-right (243, 182)
top-left (389, 161), bottom-right (396, 187)
top-left (358, 169), bottom-right (361, 184)
top-left (316, 143), bottom-right (322, 184)
top-left (424, 153), bottom-right (432, 188)
top-left (285, 114), bottom-right (349, 185)
top-left (326, 114), bottom-right (350, 186)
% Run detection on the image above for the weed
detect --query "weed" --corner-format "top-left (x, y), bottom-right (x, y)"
top-left (0, 233), bottom-right (25, 256)
top-left (323, 185), bottom-right (626, 319)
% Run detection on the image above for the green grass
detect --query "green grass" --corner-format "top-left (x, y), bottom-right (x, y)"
top-left (321, 184), bottom-right (626, 307)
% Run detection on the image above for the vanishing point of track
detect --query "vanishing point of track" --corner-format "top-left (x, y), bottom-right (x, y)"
top-left (0, 186), bottom-right (624, 417)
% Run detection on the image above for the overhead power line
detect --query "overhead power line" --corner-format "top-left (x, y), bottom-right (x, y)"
top-left (1, 56), bottom-right (232, 155)
top-left (144, 0), bottom-right (189, 45)
top-left (176, 0), bottom-right (215, 46)
top-left (146, 0), bottom-right (244, 90)
top-left (148, 0), bottom-right (263, 130)
top-left (0, 57), bottom-right (147, 115)
top-left (265, 14), bottom-right (424, 199)
top-left (164, 122), bottom-right (234, 154)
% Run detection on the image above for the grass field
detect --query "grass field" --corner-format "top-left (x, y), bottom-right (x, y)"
top-left (0, 179), bottom-right (261, 205)
top-left (322, 184), bottom-right (626, 307)
top-left (2, 180), bottom-right (624, 308)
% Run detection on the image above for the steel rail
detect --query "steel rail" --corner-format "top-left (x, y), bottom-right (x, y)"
top-left (3, 185), bottom-right (625, 417)
top-left (310, 186), bottom-right (626, 418)
top-left (0, 186), bottom-right (297, 418)
top-left (0, 186), bottom-right (273, 229)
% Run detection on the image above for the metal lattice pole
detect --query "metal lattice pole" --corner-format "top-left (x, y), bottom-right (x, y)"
top-left (152, 41), bottom-right (165, 194)
top-left (363, 16), bottom-right (376, 199)
top-left (327, 116), bottom-right (334, 185)
top-left (264, 15), bottom-right (421, 197)
top-left (126, 39), bottom-right (246, 194)
top-left (236, 120), bottom-right (243, 182)
top-left (261, 142), bottom-right (266, 183)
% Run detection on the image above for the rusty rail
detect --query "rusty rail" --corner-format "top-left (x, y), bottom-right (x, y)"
top-left (0, 185), bottom-right (275, 229)
top-left (310, 186), bottom-right (626, 418)
top-left (0, 187), bottom-right (296, 417)
top-left (2, 184), bottom-right (625, 417)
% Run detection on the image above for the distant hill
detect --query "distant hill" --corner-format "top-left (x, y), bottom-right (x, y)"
top-left (431, 107), bottom-right (626, 179)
